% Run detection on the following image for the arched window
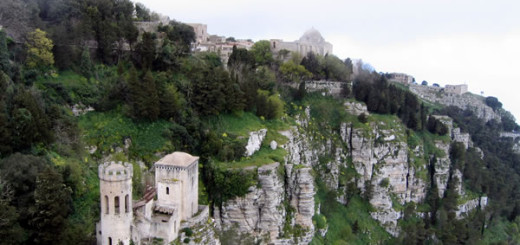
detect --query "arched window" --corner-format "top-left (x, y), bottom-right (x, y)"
top-left (105, 195), bottom-right (109, 214)
top-left (125, 194), bottom-right (129, 213)
top-left (108, 237), bottom-right (112, 245)
top-left (166, 187), bottom-right (169, 195)
top-left (114, 196), bottom-right (120, 214)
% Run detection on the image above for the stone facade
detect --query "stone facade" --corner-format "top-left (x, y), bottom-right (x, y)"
top-left (270, 28), bottom-right (333, 57)
top-left (187, 23), bottom-right (209, 45)
top-left (97, 162), bottom-right (134, 245)
top-left (388, 73), bottom-right (414, 84)
top-left (445, 84), bottom-right (468, 95)
top-left (409, 83), bottom-right (500, 122)
top-left (97, 152), bottom-right (205, 245)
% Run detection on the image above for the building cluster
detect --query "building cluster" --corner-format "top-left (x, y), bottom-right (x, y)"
top-left (187, 23), bottom-right (254, 64)
top-left (96, 152), bottom-right (203, 245)
top-left (388, 72), bottom-right (468, 95)
top-left (188, 24), bottom-right (333, 64)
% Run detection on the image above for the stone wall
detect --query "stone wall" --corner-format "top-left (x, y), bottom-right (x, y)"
top-left (410, 84), bottom-right (500, 122)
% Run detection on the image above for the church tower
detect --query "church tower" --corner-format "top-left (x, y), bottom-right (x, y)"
top-left (98, 161), bottom-right (133, 245)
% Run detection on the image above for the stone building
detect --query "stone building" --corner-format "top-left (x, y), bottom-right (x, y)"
top-left (445, 84), bottom-right (468, 95)
top-left (187, 23), bottom-right (209, 45)
top-left (270, 28), bottom-right (333, 57)
top-left (96, 152), bottom-right (204, 245)
top-left (388, 73), bottom-right (414, 84)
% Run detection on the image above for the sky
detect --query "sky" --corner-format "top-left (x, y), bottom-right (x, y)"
top-left (137, 0), bottom-right (520, 120)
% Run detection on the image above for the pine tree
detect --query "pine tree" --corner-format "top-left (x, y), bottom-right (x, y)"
top-left (79, 47), bottom-right (93, 79)
top-left (127, 67), bottom-right (159, 120)
top-left (31, 167), bottom-right (72, 244)
top-left (139, 70), bottom-right (159, 120)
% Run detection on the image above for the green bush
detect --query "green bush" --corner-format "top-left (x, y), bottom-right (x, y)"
top-left (182, 227), bottom-right (193, 237)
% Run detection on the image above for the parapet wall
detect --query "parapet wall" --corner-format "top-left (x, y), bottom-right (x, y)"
top-left (98, 161), bottom-right (133, 182)
top-left (299, 80), bottom-right (347, 97)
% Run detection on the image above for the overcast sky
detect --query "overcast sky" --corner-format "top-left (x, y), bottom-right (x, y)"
top-left (137, 0), bottom-right (520, 120)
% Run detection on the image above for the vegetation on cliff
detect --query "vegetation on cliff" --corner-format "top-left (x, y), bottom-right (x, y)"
top-left (0, 0), bottom-right (520, 244)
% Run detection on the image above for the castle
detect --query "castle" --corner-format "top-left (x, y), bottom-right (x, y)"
top-left (96, 152), bottom-right (201, 245)
top-left (269, 28), bottom-right (333, 57)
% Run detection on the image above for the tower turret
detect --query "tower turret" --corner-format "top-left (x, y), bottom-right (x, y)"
top-left (98, 161), bottom-right (133, 245)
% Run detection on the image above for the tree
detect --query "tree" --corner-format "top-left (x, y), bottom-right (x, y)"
top-left (250, 40), bottom-right (273, 66)
top-left (421, 80), bottom-right (428, 86)
top-left (0, 176), bottom-right (24, 244)
top-left (160, 21), bottom-right (195, 55)
top-left (191, 67), bottom-right (226, 115)
top-left (25, 29), bottom-right (54, 71)
top-left (485, 96), bottom-right (502, 111)
top-left (0, 153), bottom-right (48, 232)
top-left (31, 167), bottom-right (72, 244)
top-left (0, 30), bottom-right (10, 75)
top-left (137, 32), bottom-right (156, 70)
top-left (256, 90), bottom-right (284, 120)
top-left (11, 88), bottom-right (52, 150)
top-left (301, 52), bottom-right (321, 78)
top-left (128, 68), bottom-right (159, 120)
top-left (0, 72), bottom-right (11, 155)
top-left (78, 47), bottom-right (93, 79)
top-left (228, 46), bottom-right (255, 70)
top-left (322, 54), bottom-right (349, 81)
top-left (134, 2), bottom-right (151, 21)
top-left (159, 82), bottom-right (185, 121)
top-left (279, 60), bottom-right (312, 82)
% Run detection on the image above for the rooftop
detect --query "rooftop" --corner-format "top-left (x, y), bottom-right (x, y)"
top-left (155, 152), bottom-right (199, 167)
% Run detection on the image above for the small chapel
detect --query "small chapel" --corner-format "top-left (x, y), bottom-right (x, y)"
top-left (96, 151), bottom-right (201, 245)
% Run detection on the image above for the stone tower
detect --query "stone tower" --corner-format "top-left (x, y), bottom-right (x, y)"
top-left (155, 152), bottom-right (199, 220)
top-left (98, 161), bottom-right (133, 245)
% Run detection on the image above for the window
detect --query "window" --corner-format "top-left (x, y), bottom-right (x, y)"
top-left (166, 187), bottom-right (169, 195)
top-left (108, 237), bottom-right (112, 245)
top-left (125, 195), bottom-right (129, 213)
top-left (105, 195), bottom-right (109, 214)
top-left (114, 196), bottom-right (120, 214)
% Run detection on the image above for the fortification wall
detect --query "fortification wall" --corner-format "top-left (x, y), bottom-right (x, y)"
top-left (409, 84), bottom-right (500, 122)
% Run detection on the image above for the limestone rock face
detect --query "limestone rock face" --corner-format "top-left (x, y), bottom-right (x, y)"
top-left (344, 101), bottom-right (369, 116)
top-left (410, 84), bottom-right (500, 122)
top-left (245, 129), bottom-right (267, 156)
top-left (452, 128), bottom-right (472, 149)
top-left (285, 164), bottom-right (315, 229)
top-left (270, 140), bottom-right (278, 150)
top-left (215, 162), bottom-right (285, 242)
top-left (340, 120), bottom-right (430, 235)
top-left (434, 140), bottom-right (451, 197)
top-left (456, 196), bottom-right (488, 219)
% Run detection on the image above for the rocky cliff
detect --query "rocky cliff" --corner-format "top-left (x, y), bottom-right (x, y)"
top-left (213, 100), bottom-right (488, 243)
top-left (409, 84), bottom-right (500, 122)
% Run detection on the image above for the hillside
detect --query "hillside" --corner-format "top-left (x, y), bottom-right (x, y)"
top-left (1, 0), bottom-right (520, 244)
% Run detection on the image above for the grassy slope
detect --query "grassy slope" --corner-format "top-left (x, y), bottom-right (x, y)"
top-left (206, 112), bottom-right (292, 168)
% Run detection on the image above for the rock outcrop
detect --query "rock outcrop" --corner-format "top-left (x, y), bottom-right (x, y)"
top-left (215, 162), bottom-right (284, 241)
top-left (245, 129), bottom-right (267, 156)
top-left (410, 84), bottom-right (500, 122)
top-left (456, 196), bottom-right (488, 219)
